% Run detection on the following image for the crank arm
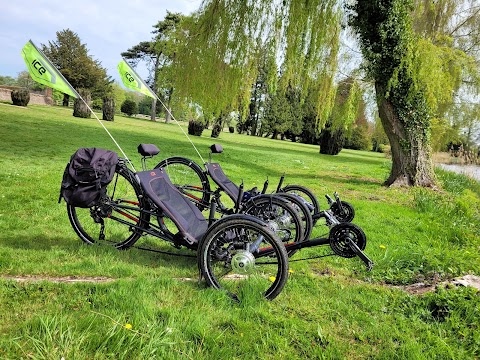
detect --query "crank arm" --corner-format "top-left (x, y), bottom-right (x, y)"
top-left (346, 238), bottom-right (374, 271)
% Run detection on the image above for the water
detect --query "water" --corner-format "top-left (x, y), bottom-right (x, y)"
top-left (437, 164), bottom-right (480, 182)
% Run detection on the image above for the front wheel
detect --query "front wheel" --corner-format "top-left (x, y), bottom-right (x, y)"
top-left (242, 195), bottom-right (304, 256)
top-left (67, 165), bottom-right (149, 249)
top-left (281, 184), bottom-right (320, 222)
top-left (155, 157), bottom-right (211, 211)
top-left (198, 216), bottom-right (289, 300)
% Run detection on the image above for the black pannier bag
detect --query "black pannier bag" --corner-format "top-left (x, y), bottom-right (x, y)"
top-left (59, 148), bottom-right (119, 208)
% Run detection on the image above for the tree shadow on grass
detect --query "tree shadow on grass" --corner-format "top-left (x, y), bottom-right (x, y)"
top-left (0, 233), bottom-right (197, 272)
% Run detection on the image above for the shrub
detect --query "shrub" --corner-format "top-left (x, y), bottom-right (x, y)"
top-left (188, 120), bottom-right (205, 136)
top-left (228, 126), bottom-right (235, 133)
top-left (120, 99), bottom-right (138, 116)
top-left (11, 89), bottom-right (30, 106)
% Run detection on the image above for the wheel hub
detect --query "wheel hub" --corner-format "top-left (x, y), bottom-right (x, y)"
top-left (231, 250), bottom-right (256, 274)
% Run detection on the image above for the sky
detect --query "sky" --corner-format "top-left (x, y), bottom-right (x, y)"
top-left (0, 0), bottom-right (203, 81)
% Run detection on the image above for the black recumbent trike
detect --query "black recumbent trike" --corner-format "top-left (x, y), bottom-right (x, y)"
top-left (156, 144), bottom-right (372, 264)
top-left (62, 144), bottom-right (373, 301)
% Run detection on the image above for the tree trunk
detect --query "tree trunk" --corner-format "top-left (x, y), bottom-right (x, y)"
top-left (73, 89), bottom-right (91, 118)
top-left (165, 87), bottom-right (174, 124)
top-left (376, 83), bottom-right (435, 187)
top-left (150, 99), bottom-right (157, 121)
top-left (102, 97), bottom-right (115, 121)
top-left (63, 94), bottom-right (70, 107)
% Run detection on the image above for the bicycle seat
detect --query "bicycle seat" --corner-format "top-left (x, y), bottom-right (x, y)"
top-left (136, 168), bottom-right (208, 245)
top-left (205, 162), bottom-right (240, 201)
top-left (138, 144), bottom-right (160, 157)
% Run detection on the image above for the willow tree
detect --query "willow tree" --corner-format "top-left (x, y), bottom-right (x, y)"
top-left (173, 1), bottom-right (341, 134)
top-left (347, 0), bottom-right (477, 186)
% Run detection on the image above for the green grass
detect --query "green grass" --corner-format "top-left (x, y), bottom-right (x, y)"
top-left (0, 103), bottom-right (479, 359)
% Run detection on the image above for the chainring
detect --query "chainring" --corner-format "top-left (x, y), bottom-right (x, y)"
top-left (328, 223), bottom-right (366, 258)
top-left (330, 201), bottom-right (355, 223)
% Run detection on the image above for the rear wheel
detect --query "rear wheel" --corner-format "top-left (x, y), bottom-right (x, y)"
top-left (67, 165), bottom-right (149, 249)
top-left (155, 157), bottom-right (211, 211)
top-left (281, 184), bottom-right (320, 222)
top-left (199, 217), bottom-right (289, 300)
top-left (274, 193), bottom-right (313, 242)
top-left (242, 195), bottom-right (304, 257)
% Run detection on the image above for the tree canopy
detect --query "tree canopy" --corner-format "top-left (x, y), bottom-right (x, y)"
top-left (42, 29), bottom-right (111, 104)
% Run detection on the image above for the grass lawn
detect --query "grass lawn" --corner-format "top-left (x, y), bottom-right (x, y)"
top-left (0, 103), bottom-right (479, 359)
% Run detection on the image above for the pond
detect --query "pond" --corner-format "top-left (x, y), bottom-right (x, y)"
top-left (437, 164), bottom-right (480, 182)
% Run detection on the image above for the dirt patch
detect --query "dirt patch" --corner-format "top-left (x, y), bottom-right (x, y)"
top-left (394, 275), bottom-right (480, 295)
top-left (0, 275), bottom-right (115, 284)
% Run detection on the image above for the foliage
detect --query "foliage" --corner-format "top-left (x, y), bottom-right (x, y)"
top-left (0, 75), bottom-right (16, 86)
top-left (188, 119), bottom-right (205, 136)
top-left (122, 12), bottom-right (185, 121)
top-left (345, 125), bottom-right (371, 151)
top-left (73, 89), bottom-right (91, 119)
top-left (174, 0), bottom-right (340, 129)
top-left (16, 71), bottom-right (44, 91)
top-left (111, 82), bottom-right (127, 113)
top-left (120, 99), bottom-right (138, 117)
top-left (10, 89), bottom-right (30, 106)
top-left (41, 29), bottom-right (111, 103)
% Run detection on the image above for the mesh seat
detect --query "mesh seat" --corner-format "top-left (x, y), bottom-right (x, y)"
top-left (136, 168), bottom-right (208, 245)
top-left (205, 163), bottom-right (240, 201)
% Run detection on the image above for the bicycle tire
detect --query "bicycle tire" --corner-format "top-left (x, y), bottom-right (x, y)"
top-left (242, 195), bottom-right (304, 256)
top-left (274, 192), bottom-right (313, 242)
top-left (198, 216), bottom-right (289, 300)
top-left (67, 163), bottom-right (149, 249)
top-left (155, 157), bottom-right (211, 211)
top-left (281, 184), bottom-right (321, 223)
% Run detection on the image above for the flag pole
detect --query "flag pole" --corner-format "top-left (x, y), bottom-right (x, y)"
top-left (119, 59), bottom-right (206, 165)
top-left (24, 41), bottom-right (136, 171)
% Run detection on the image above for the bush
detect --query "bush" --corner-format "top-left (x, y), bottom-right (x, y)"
top-left (120, 99), bottom-right (138, 116)
top-left (345, 126), bottom-right (371, 151)
top-left (228, 126), bottom-right (235, 133)
top-left (188, 120), bottom-right (205, 136)
top-left (11, 89), bottom-right (30, 106)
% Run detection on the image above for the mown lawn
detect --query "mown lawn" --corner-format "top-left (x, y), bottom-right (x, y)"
top-left (0, 103), bottom-right (479, 359)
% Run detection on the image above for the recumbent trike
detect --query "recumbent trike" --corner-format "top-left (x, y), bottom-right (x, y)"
top-left (61, 144), bottom-right (372, 301)
top-left (156, 144), bottom-right (373, 265)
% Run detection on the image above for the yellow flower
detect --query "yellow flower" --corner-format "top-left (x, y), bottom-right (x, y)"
top-left (288, 269), bottom-right (294, 274)
top-left (268, 276), bottom-right (276, 282)
top-left (124, 323), bottom-right (133, 330)
top-left (379, 245), bottom-right (386, 249)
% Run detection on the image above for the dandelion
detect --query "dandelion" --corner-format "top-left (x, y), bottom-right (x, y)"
top-left (124, 323), bottom-right (133, 330)
top-left (379, 245), bottom-right (386, 249)
top-left (288, 269), bottom-right (294, 274)
top-left (268, 276), bottom-right (276, 282)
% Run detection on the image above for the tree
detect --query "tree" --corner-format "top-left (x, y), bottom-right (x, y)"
top-left (319, 78), bottom-right (362, 155)
top-left (122, 12), bottom-right (184, 122)
top-left (174, 1), bottom-right (340, 133)
top-left (121, 99), bottom-right (138, 116)
top-left (16, 71), bottom-right (41, 90)
top-left (347, 0), bottom-right (473, 186)
top-left (42, 29), bottom-right (110, 106)
top-left (0, 75), bottom-right (17, 86)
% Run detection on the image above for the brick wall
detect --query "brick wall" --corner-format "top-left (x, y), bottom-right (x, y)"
top-left (0, 86), bottom-right (54, 105)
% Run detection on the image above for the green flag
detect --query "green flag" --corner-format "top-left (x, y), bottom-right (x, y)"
top-left (21, 40), bottom-right (79, 98)
top-left (117, 59), bottom-right (156, 99)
